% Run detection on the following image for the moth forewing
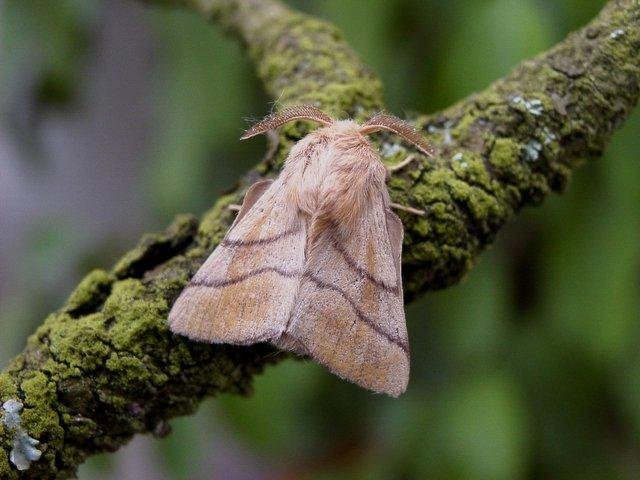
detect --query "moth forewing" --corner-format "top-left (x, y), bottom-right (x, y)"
top-left (168, 179), bottom-right (307, 344)
top-left (276, 186), bottom-right (409, 397)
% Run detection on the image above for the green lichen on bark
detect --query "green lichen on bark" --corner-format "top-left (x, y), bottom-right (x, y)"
top-left (1, 0), bottom-right (639, 477)
top-left (393, 0), bottom-right (640, 295)
top-left (0, 232), bottom-right (279, 478)
top-left (181, 0), bottom-right (384, 116)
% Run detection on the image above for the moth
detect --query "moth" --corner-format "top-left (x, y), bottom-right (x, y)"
top-left (169, 105), bottom-right (434, 397)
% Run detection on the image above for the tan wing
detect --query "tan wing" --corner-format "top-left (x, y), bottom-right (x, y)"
top-left (169, 179), bottom-right (307, 345)
top-left (276, 196), bottom-right (409, 397)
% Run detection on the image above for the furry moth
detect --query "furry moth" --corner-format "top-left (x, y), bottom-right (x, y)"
top-left (169, 105), bottom-right (434, 397)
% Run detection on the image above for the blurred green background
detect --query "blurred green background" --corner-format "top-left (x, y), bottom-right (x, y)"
top-left (1, 0), bottom-right (639, 479)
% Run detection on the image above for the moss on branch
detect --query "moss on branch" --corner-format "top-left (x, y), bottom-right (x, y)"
top-left (396, 0), bottom-right (640, 295)
top-left (1, 0), bottom-right (638, 477)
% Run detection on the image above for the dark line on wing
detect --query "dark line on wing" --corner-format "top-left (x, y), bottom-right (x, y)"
top-left (189, 267), bottom-right (302, 289)
top-left (303, 273), bottom-right (409, 354)
top-left (329, 238), bottom-right (401, 296)
top-left (221, 224), bottom-right (302, 247)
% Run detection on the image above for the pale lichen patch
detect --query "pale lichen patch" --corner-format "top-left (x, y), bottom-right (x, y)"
top-left (524, 140), bottom-right (543, 162)
top-left (511, 95), bottom-right (544, 116)
top-left (1, 400), bottom-right (42, 471)
top-left (426, 120), bottom-right (454, 145)
top-left (380, 142), bottom-right (404, 158)
top-left (541, 126), bottom-right (557, 145)
top-left (610, 28), bottom-right (625, 39)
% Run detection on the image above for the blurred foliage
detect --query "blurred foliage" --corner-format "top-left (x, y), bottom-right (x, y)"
top-left (1, 0), bottom-right (88, 106)
top-left (146, 8), bottom-right (265, 218)
top-left (1, 0), bottom-right (639, 479)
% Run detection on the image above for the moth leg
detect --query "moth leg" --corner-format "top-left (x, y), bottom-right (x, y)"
top-left (390, 202), bottom-right (425, 216)
top-left (227, 204), bottom-right (242, 212)
top-left (386, 154), bottom-right (418, 175)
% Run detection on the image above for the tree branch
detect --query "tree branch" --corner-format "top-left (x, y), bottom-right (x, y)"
top-left (0, 0), bottom-right (637, 477)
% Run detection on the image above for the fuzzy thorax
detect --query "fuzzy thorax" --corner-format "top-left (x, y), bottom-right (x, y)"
top-left (281, 120), bottom-right (388, 240)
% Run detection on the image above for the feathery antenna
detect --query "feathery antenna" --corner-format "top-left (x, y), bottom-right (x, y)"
top-left (360, 113), bottom-right (435, 157)
top-left (241, 105), bottom-right (334, 139)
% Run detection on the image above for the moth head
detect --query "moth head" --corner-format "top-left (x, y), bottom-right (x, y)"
top-left (241, 105), bottom-right (334, 140)
top-left (359, 112), bottom-right (436, 157)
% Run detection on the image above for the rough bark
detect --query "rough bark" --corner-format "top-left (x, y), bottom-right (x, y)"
top-left (0, 0), bottom-right (638, 477)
